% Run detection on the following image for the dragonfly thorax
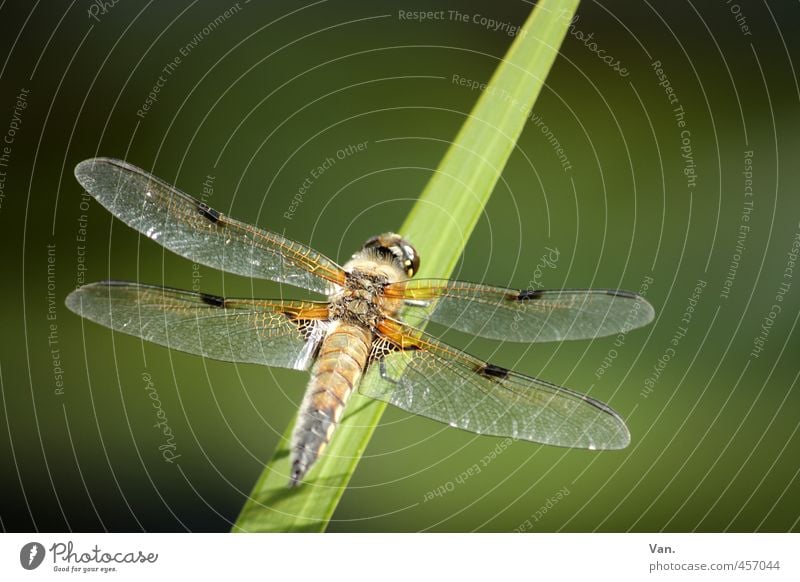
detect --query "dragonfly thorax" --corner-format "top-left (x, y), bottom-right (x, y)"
top-left (329, 270), bottom-right (389, 328)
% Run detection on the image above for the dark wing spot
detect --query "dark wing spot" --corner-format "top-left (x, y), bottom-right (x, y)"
top-left (517, 290), bottom-right (544, 301)
top-left (280, 310), bottom-right (298, 321)
top-left (199, 293), bottom-right (225, 307)
top-left (198, 202), bottom-right (220, 223)
top-left (481, 363), bottom-right (510, 379)
top-left (606, 289), bottom-right (638, 299)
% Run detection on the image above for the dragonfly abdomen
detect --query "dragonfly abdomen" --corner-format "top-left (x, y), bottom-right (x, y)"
top-left (289, 322), bottom-right (372, 486)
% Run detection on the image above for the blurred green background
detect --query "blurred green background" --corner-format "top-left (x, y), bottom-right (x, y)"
top-left (1, 0), bottom-right (798, 532)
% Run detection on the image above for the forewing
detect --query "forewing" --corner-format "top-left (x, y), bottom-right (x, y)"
top-left (361, 318), bottom-right (630, 449)
top-left (74, 158), bottom-right (346, 294)
top-left (385, 279), bottom-right (654, 342)
top-left (65, 281), bottom-right (329, 370)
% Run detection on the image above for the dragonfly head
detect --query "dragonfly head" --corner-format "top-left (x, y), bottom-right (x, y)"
top-left (361, 232), bottom-right (420, 278)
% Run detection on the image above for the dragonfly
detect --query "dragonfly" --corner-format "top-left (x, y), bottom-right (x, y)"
top-left (65, 158), bottom-right (655, 486)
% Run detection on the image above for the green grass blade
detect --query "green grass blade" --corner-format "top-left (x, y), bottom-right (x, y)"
top-left (233, 0), bottom-right (580, 533)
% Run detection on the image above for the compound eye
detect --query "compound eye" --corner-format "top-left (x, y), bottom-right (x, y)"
top-left (410, 252), bottom-right (420, 277)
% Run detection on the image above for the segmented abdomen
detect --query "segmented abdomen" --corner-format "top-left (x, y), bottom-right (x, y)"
top-left (289, 322), bottom-right (372, 486)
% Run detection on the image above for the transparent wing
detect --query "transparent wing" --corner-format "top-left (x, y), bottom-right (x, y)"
top-left (65, 281), bottom-right (330, 370)
top-left (385, 279), bottom-right (655, 343)
top-left (74, 158), bottom-right (346, 294)
top-left (361, 318), bottom-right (630, 449)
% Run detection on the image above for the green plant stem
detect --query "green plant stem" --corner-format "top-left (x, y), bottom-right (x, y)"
top-left (233, 0), bottom-right (580, 533)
